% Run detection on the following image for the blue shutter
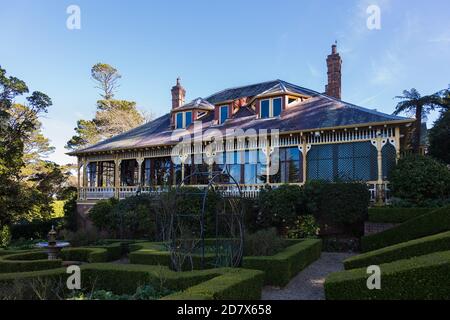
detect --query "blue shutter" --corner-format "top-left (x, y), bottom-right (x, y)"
top-left (273, 98), bottom-right (282, 117)
top-left (260, 100), bottom-right (270, 118)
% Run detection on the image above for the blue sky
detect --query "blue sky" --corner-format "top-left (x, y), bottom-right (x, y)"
top-left (1, 0), bottom-right (449, 164)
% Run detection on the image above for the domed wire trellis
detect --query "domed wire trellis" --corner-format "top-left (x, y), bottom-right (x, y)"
top-left (168, 165), bottom-right (244, 271)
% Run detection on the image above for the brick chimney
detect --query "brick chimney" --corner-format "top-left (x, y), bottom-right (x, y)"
top-left (325, 43), bottom-right (342, 100)
top-left (171, 77), bottom-right (186, 109)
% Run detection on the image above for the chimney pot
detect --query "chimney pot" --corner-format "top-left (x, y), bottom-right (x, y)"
top-left (171, 77), bottom-right (186, 110)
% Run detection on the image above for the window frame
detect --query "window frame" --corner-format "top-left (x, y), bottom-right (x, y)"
top-left (175, 111), bottom-right (193, 129)
top-left (259, 97), bottom-right (283, 119)
top-left (219, 105), bottom-right (229, 124)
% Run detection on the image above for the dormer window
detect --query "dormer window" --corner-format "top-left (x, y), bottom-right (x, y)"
top-left (175, 111), bottom-right (193, 129)
top-left (219, 105), bottom-right (229, 124)
top-left (260, 97), bottom-right (282, 119)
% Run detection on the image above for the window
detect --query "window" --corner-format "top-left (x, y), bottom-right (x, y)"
top-left (176, 113), bottom-right (183, 129)
top-left (219, 105), bottom-right (229, 124)
top-left (98, 161), bottom-right (115, 187)
top-left (271, 147), bottom-right (303, 183)
top-left (175, 111), bottom-right (193, 129)
top-left (307, 142), bottom-right (378, 182)
top-left (87, 162), bottom-right (97, 187)
top-left (382, 142), bottom-right (396, 180)
top-left (260, 100), bottom-right (270, 119)
top-left (244, 150), bottom-right (266, 184)
top-left (120, 160), bottom-right (139, 186)
top-left (273, 98), bottom-right (282, 117)
top-left (185, 111), bottom-right (192, 127)
top-left (260, 97), bottom-right (283, 118)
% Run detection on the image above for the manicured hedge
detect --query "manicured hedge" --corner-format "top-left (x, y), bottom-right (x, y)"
top-left (361, 206), bottom-right (450, 252)
top-left (368, 207), bottom-right (434, 223)
top-left (0, 251), bottom-right (62, 273)
top-left (344, 231), bottom-right (450, 269)
top-left (0, 263), bottom-right (264, 300)
top-left (242, 239), bottom-right (322, 287)
top-left (60, 247), bottom-right (108, 263)
top-left (162, 269), bottom-right (264, 300)
top-left (325, 250), bottom-right (450, 300)
top-left (129, 242), bottom-right (218, 270)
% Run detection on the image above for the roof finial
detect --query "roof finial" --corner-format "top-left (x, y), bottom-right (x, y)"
top-left (176, 77), bottom-right (181, 86)
top-left (332, 41), bottom-right (338, 54)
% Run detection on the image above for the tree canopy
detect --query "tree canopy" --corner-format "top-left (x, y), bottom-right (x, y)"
top-left (66, 63), bottom-right (148, 151)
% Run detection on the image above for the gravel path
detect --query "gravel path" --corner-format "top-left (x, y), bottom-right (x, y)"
top-left (262, 252), bottom-right (355, 300)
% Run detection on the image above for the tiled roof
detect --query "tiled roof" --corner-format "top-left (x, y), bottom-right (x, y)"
top-left (174, 97), bottom-right (215, 111)
top-left (69, 80), bottom-right (413, 155)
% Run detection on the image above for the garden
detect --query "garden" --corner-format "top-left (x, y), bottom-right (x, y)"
top-left (1, 155), bottom-right (449, 300)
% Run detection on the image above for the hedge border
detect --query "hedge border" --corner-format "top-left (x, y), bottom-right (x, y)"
top-left (361, 206), bottom-right (450, 252)
top-left (368, 207), bottom-right (434, 223)
top-left (344, 231), bottom-right (450, 270)
top-left (242, 239), bottom-right (322, 287)
top-left (325, 250), bottom-right (450, 300)
top-left (0, 263), bottom-right (264, 300)
top-left (0, 251), bottom-right (62, 273)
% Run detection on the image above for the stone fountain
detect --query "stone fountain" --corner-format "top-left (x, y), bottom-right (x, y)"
top-left (36, 226), bottom-right (70, 260)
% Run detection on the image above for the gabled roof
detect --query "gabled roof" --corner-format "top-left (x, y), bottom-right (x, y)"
top-left (174, 97), bottom-right (215, 112)
top-left (205, 79), bottom-right (318, 104)
top-left (69, 80), bottom-right (413, 155)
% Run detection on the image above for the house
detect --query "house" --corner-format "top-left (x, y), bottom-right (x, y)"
top-left (69, 44), bottom-right (414, 219)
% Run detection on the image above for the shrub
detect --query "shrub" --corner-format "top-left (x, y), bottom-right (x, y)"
top-left (368, 207), bottom-right (434, 223)
top-left (0, 225), bottom-right (11, 248)
top-left (60, 247), bottom-right (108, 263)
top-left (60, 228), bottom-right (103, 247)
top-left (361, 206), bottom-right (450, 252)
top-left (428, 110), bottom-right (450, 165)
top-left (302, 181), bottom-right (370, 236)
top-left (244, 228), bottom-right (285, 256)
top-left (345, 231), bottom-right (450, 269)
top-left (88, 198), bottom-right (119, 234)
top-left (258, 185), bottom-right (304, 233)
top-left (389, 155), bottom-right (450, 206)
top-left (325, 250), bottom-right (450, 300)
top-left (0, 251), bottom-right (62, 273)
top-left (63, 194), bottom-right (78, 232)
top-left (10, 218), bottom-right (64, 240)
top-left (287, 215), bottom-right (320, 239)
top-left (242, 239), bottom-right (322, 287)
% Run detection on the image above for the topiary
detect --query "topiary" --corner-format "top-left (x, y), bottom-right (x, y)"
top-left (389, 155), bottom-right (450, 206)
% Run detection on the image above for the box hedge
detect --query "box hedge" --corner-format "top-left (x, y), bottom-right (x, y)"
top-left (60, 247), bottom-right (108, 263)
top-left (344, 231), bottom-right (450, 270)
top-left (0, 251), bottom-right (62, 273)
top-left (361, 206), bottom-right (450, 252)
top-left (325, 250), bottom-right (450, 300)
top-left (0, 263), bottom-right (264, 300)
top-left (242, 239), bottom-right (322, 287)
top-left (368, 207), bottom-right (434, 223)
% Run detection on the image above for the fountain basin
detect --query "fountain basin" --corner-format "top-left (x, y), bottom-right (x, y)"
top-left (36, 242), bottom-right (70, 260)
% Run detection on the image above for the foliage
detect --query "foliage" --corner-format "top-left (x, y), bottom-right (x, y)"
top-left (321, 236), bottom-right (359, 253)
top-left (368, 207), bottom-right (434, 223)
top-left (63, 193), bottom-right (78, 232)
top-left (287, 215), bottom-right (320, 239)
top-left (428, 110), bottom-right (450, 164)
top-left (242, 239), bottom-right (322, 287)
top-left (325, 250), bottom-right (450, 300)
top-left (75, 284), bottom-right (174, 300)
top-left (10, 218), bottom-right (63, 240)
top-left (0, 251), bottom-right (62, 273)
top-left (60, 228), bottom-right (103, 247)
top-left (393, 88), bottom-right (448, 153)
top-left (243, 228), bottom-right (285, 256)
top-left (66, 63), bottom-right (147, 151)
top-left (344, 231), bottom-right (450, 270)
top-left (361, 206), bottom-right (450, 252)
top-left (303, 181), bottom-right (370, 236)
top-left (0, 66), bottom-right (55, 227)
top-left (88, 198), bottom-right (119, 234)
top-left (0, 225), bottom-right (11, 248)
top-left (60, 247), bottom-right (108, 263)
top-left (257, 185), bottom-right (304, 234)
top-left (389, 155), bottom-right (450, 206)
top-left (89, 195), bottom-right (156, 239)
